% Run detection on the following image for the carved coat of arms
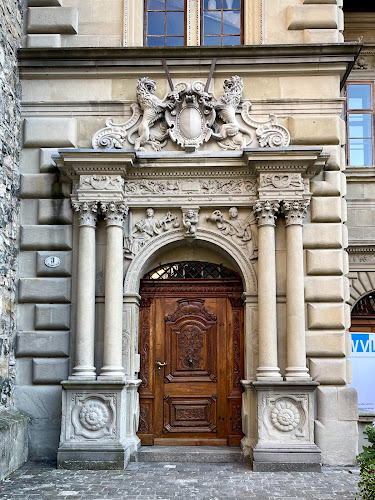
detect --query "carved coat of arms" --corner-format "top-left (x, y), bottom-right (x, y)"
top-left (92, 76), bottom-right (290, 152)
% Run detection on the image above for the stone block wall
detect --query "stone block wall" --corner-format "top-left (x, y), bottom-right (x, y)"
top-left (0, 0), bottom-right (23, 410)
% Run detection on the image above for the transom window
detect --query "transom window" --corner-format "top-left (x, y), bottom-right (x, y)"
top-left (202, 0), bottom-right (242, 46)
top-left (145, 0), bottom-right (185, 47)
top-left (145, 0), bottom-right (243, 47)
top-left (142, 261), bottom-right (241, 280)
top-left (346, 82), bottom-right (374, 166)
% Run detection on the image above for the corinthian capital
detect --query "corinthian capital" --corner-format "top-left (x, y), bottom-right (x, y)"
top-left (101, 202), bottom-right (128, 227)
top-left (72, 201), bottom-right (98, 227)
top-left (282, 200), bottom-right (310, 226)
top-left (253, 200), bottom-right (280, 227)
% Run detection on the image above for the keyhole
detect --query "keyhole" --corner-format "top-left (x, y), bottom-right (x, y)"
top-left (188, 357), bottom-right (194, 367)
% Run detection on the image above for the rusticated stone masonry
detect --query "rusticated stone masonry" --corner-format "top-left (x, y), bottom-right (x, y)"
top-left (0, 0), bottom-right (23, 409)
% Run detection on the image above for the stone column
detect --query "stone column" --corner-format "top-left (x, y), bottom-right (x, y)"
top-left (99, 203), bottom-right (128, 379)
top-left (253, 200), bottom-right (282, 380)
top-left (283, 200), bottom-right (311, 380)
top-left (70, 202), bottom-right (98, 380)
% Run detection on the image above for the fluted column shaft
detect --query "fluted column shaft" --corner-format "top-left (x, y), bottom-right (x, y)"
top-left (99, 203), bottom-right (128, 379)
top-left (70, 202), bottom-right (98, 380)
top-left (283, 200), bottom-right (311, 381)
top-left (254, 200), bottom-right (282, 381)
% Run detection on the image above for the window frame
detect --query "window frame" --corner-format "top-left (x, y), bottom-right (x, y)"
top-left (200, 0), bottom-right (244, 46)
top-left (144, 0), bottom-right (187, 47)
top-left (345, 81), bottom-right (375, 167)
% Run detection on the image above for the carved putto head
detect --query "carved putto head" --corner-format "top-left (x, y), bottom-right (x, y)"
top-left (223, 75), bottom-right (243, 97)
top-left (137, 77), bottom-right (157, 95)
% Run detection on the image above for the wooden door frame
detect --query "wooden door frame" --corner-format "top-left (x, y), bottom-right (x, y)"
top-left (137, 278), bottom-right (244, 446)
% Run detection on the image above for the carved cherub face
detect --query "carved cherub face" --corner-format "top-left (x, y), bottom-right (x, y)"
top-left (146, 208), bottom-right (154, 218)
top-left (229, 207), bottom-right (238, 219)
top-left (186, 210), bottom-right (195, 218)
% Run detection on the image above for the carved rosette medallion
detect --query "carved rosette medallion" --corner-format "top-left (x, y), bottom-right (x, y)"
top-left (282, 200), bottom-right (310, 226)
top-left (253, 200), bottom-right (280, 227)
top-left (270, 398), bottom-right (300, 432)
top-left (72, 201), bottom-right (98, 228)
top-left (71, 394), bottom-right (116, 440)
top-left (101, 202), bottom-right (128, 227)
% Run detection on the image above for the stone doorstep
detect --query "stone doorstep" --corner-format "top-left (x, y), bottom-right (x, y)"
top-left (132, 446), bottom-right (244, 464)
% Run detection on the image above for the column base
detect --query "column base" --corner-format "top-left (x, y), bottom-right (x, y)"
top-left (256, 366), bottom-right (282, 381)
top-left (285, 366), bottom-right (311, 381)
top-left (98, 365), bottom-right (125, 380)
top-left (58, 380), bottom-right (130, 470)
top-left (69, 366), bottom-right (96, 380)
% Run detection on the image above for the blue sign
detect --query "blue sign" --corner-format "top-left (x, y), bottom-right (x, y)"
top-left (350, 332), bottom-right (375, 411)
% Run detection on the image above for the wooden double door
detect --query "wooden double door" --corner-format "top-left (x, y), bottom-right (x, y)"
top-left (138, 278), bottom-right (244, 446)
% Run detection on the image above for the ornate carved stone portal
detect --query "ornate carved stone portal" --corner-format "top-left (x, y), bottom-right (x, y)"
top-left (92, 76), bottom-right (290, 152)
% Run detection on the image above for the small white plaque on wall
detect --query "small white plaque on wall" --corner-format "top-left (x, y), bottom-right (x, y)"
top-left (44, 256), bottom-right (61, 268)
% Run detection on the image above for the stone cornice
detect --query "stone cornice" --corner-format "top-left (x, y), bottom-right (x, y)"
top-left (345, 166), bottom-right (375, 183)
top-left (18, 44), bottom-right (361, 88)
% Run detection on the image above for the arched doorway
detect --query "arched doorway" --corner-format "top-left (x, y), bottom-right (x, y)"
top-left (351, 292), bottom-right (375, 332)
top-left (137, 261), bottom-right (244, 446)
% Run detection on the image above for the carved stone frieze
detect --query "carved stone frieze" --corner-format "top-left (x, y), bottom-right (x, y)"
top-left (92, 75), bottom-right (291, 152)
top-left (282, 200), bottom-right (310, 226)
top-left (258, 173), bottom-right (305, 200)
top-left (253, 200), bottom-right (280, 227)
top-left (201, 179), bottom-right (257, 195)
top-left (124, 208), bottom-right (179, 259)
top-left (72, 201), bottom-right (98, 227)
top-left (77, 174), bottom-right (125, 203)
top-left (101, 202), bottom-right (128, 227)
top-left (182, 208), bottom-right (199, 238)
top-left (206, 207), bottom-right (258, 259)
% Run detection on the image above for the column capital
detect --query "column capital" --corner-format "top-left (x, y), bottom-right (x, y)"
top-left (282, 199), bottom-right (310, 226)
top-left (101, 202), bottom-right (129, 227)
top-left (72, 201), bottom-right (98, 228)
top-left (253, 200), bottom-right (280, 227)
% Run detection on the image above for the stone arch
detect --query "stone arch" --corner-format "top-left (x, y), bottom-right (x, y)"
top-left (349, 271), bottom-right (375, 307)
top-left (124, 227), bottom-right (257, 295)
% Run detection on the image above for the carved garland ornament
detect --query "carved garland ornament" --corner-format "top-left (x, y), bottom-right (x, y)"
top-left (92, 76), bottom-right (290, 152)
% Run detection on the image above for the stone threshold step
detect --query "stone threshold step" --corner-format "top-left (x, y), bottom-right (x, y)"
top-left (132, 446), bottom-right (244, 463)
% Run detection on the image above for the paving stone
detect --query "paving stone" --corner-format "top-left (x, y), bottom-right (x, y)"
top-left (0, 462), bottom-right (360, 500)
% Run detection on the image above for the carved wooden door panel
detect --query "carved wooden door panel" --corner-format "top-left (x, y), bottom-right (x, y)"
top-left (138, 279), bottom-right (244, 446)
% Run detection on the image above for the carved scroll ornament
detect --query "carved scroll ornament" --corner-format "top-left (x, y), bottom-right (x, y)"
top-left (92, 76), bottom-right (291, 152)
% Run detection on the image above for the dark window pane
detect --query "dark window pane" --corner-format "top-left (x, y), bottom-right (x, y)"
top-left (148, 0), bottom-right (165, 9)
top-left (204, 0), bottom-right (220, 9)
top-left (204, 11), bottom-right (221, 35)
top-left (148, 12), bottom-right (164, 35)
top-left (349, 138), bottom-right (373, 166)
top-left (166, 11), bottom-right (184, 35)
top-left (349, 114), bottom-right (372, 139)
top-left (204, 36), bottom-right (221, 45)
top-left (166, 36), bottom-right (184, 46)
top-left (223, 35), bottom-right (240, 45)
top-left (147, 36), bottom-right (165, 46)
top-left (167, 0), bottom-right (184, 9)
top-left (223, 10), bottom-right (240, 34)
top-left (224, 0), bottom-right (240, 8)
top-left (348, 84), bottom-right (371, 110)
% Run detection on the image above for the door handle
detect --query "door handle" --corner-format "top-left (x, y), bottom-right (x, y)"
top-left (156, 360), bottom-right (168, 370)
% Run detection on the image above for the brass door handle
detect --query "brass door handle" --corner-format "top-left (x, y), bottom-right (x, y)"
top-left (156, 360), bottom-right (168, 369)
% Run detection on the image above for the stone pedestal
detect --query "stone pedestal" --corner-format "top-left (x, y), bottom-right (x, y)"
top-left (252, 381), bottom-right (321, 471)
top-left (57, 381), bottom-right (132, 470)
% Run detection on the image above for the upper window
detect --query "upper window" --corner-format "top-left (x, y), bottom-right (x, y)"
top-left (202, 0), bottom-right (242, 46)
top-left (145, 0), bottom-right (185, 47)
top-left (145, 0), bottom-right (243, 47)
top-left (346, 83), bottom-right (374, 166)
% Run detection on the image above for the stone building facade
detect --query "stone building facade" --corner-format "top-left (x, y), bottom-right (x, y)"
top-left (1, 0), bottom-right (372, 472)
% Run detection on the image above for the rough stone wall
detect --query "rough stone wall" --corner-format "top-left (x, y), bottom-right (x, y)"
top-left (0, 0), bottom-right (23, 410)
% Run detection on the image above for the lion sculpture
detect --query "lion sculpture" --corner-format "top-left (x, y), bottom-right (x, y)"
top-left (131, 77), bottom-right (179, 150)
top-left (212, 75), bottom-right (252, 149)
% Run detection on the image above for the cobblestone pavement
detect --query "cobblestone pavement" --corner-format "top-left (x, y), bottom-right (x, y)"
top-left (0, 462), bottom-right (359, 500)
